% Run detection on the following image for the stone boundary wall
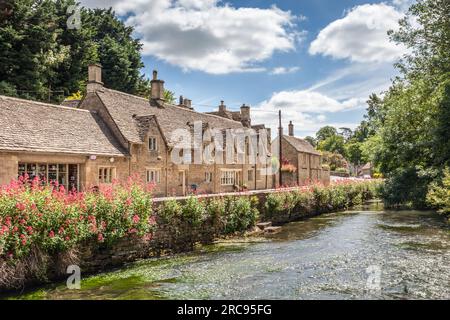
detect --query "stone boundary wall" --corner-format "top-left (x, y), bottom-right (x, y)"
top-left (1, 184), bottom-right (375, 293)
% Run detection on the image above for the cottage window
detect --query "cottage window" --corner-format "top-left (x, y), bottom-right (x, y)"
top-left (221, 170), bottom-right (237, 186)
top-left (147, 169), bottom-right (161, 183)
top-left (18, 163), bottom-right (79, 190)
top-left (205, 172), bottom-right (213, 183)
top-left (248, 170), bottom-right (254, 181)
top-left (98, 167), bottom-right (115, 183)
top-left (148, 137), bottom-right (158, 151)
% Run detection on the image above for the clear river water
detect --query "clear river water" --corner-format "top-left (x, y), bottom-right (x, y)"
top-left (7, 203), bottom-right (450, 300)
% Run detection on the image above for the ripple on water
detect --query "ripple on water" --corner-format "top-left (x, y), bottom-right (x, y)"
top-left (6, 209), bottom-right (450, 300)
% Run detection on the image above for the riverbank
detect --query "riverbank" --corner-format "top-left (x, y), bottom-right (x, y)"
top-left (5, 206), bottom-right (449, 300)
top-left (0, 179), bottom-right (382, 293)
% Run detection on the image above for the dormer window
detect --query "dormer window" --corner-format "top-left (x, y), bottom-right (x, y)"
top-left (148, 137), bottom-right (158, 151)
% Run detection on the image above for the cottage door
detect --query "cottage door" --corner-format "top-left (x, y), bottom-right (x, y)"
top-left (178, 170), bottom-right (186, 196)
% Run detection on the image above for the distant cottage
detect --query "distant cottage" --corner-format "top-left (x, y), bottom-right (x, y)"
top-left (272, 121), bottom-right (330, 186)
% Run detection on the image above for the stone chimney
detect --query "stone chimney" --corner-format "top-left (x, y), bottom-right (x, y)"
top-left (219, 100), bottom-right (226, 113)
top-left (183, 98), bottom-right (192, 109)
top-left (288, 121), bottom-right (294, 136)
top-left (240, 104), bottom-right (251, 127)
top-left (87, 63), bottom-right (103, 93)
top-left (150, 70), bottom-right (165, 101)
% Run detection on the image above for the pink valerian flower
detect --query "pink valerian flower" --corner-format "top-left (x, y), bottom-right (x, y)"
top-left (49, 230), bottom-right (55, 238)
top-left (16, 202), bottom-right (26, 211)
top-left (128, 228), bottom-right (138, 234)
top-left (125, 197), bottom-right (133, 206)
top-left (97, 233), bottom-right (104, 243)
top-left (20, 234), bottom-right (27, 246)
top-left (132, 215), bottom-right (140, 224)
top-left (148, 216), bottom-right (157, 226)
top-left (143, 233), bottom-right (153, 241)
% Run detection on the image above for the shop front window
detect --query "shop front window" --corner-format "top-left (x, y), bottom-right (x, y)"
top-left (18, 163), bottom-right (79, 191)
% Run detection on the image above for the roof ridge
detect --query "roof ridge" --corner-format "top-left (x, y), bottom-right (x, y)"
top-left (0, 95), bottom-right (92, 113)
top-left (101, 87), bottom-right (150, 102)
top-left (100, 87), bottom-right (243, 125)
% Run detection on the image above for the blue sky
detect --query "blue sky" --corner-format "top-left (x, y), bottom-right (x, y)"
top-left (80, 0), bottom-right (412, 137)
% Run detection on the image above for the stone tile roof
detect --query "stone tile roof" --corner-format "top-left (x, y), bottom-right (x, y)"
top-left (0, 95), bottom-right (127, 156)
top-left (60, 99), bottom-right (81, 108)
top-left (96, 88), bottom-right (244, 146)
top-left (283, 135), bottom-right (321, 155)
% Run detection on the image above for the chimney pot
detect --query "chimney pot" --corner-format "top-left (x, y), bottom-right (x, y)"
top-left (219, 100), bottom-right (226, 113)
top-left (288, 121), bottom-right (294, 136)
top-left (240, 104), bottom-right (251, 127)
top-left (179, 95), bottom-right (184, 106)
top-left (183, 98), bottom-right (192, 109)
top-left (152, 70), bottom-right (158, 80)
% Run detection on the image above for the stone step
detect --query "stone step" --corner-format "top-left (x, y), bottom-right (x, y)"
top-left (264, 226), bottom-right (282, 234)
top-left (256, 222), bottom-right (272, 230)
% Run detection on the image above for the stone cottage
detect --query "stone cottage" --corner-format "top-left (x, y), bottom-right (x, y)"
top-left (0, 64), bottom-right (274, 196)
top-left (272, 121), bottom-right (330, 186)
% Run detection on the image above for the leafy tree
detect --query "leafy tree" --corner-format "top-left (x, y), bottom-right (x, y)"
top-left (321, 151), bottom-right (348, 171)
top-left (389, 0), bottom-right (450, 81)
top-left (339, 127), bottom-right (353, 141)
top-left (304, 136), bottom-right (317, 147)
top-left (363, 0), bottom-right (450, 208)
top-left (316, 126), bottom-right (338, 142)
top-left (344, 140), bottom-right (365, 166)
top-left (317, 134), bottom-right (346, 156)
top-left (0, 0), bottom-right (149, 102)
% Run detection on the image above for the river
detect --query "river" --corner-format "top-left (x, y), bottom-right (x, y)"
top-left (7, 204), bottom-right (450, 300)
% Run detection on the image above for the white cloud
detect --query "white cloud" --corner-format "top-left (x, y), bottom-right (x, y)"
top-left (270, 66), bottom-right (300, 75)
top-left (251, 89), bottom-right (365, 137)
top-left (257, 90), bottom-right (365, 114)
top-left (80, 0), bottom-right (302, 74)
top-left (309, 3), bottom-right (406, 63)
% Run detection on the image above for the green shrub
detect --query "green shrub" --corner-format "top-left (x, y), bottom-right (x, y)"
top-left (427, 167), bottom-right (450, 220)
top-left (223, 197), bottom-right (259, 234)
top-left (0, 177), bottom-right (154, 259)
top-left (181, 197), bottom-right (206, 227)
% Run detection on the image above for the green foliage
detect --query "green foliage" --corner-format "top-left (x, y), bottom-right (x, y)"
top-left (182, 197), bottom-right (206, 227)
top-left (317, 134), bottom-right (346, 155)
top-left (321, 151), bottom-right (348, 171)
top-left (0, 178), bottom-right (154, 259)
top-left (316, 126), bottom-right (338, 142)
top-left (157, 196), bottom-right (259, 235)
top-left (426, 168), bottom-right (450, 219)
top-left (0, 1), bottom-right (149, 102)
top-left (223, 197), bottom-right (259, 234)
top-left (265, 181), bottom-right (382, 218)
top-left (304, 136), bottom-right (317, 148)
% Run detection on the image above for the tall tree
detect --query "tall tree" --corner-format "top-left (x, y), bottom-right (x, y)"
top-left (316, 126), bottom-right (338, 143)
top-left (0, 0), bottom-right (150, 102)
top-left (365, 0), bottom-right (450, 208)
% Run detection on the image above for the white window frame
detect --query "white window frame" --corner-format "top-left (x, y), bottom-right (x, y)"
top-left (98, 167), bottom-right (115, 184)
top-left (146, 169), bottom-right (161, 183)
top-left (205, 172), bottom-right (213, 183)
top-left (148, 137), bottom-right (158, 151)
top-left (220, 170), bottom-right (238, 186)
